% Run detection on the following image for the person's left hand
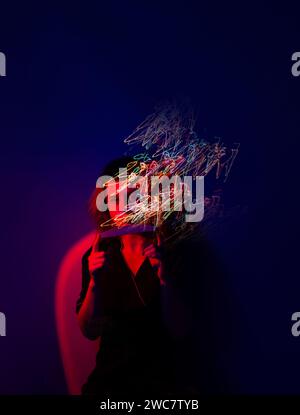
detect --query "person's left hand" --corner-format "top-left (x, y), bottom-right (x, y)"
top-left (143, 233), bottom-right (166, 285)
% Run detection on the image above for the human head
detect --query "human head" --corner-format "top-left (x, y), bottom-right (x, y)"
top-left (89, 156), bottom-right (140, 229)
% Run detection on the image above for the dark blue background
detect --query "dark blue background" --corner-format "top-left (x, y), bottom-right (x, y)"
top-left (0, 2), bottom-right (300, 394)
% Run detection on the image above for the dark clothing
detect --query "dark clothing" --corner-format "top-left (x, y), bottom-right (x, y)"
top-left (76, 238), bottom-right (185, 396)
top-left (76, 236), bottom-right (237, 396)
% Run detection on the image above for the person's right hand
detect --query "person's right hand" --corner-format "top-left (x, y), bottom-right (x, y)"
top-left (88, 233), bottom-right (108, 280)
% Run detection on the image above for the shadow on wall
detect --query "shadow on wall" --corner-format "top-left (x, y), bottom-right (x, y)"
top-left (55, 231), bottom-right (99, 395)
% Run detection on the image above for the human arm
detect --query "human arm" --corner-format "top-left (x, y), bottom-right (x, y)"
top-left (76, 234), bottom-right (109, 340)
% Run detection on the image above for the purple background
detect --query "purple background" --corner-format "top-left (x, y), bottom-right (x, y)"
top-left (0, 3), bottom-right (300, 394)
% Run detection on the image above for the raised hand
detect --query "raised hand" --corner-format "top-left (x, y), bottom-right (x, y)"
top-left (143, 231), bottom-right (166, 284)
top-left (88, 233), bottom-right (108, 280)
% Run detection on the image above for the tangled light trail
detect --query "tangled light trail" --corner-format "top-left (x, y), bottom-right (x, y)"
top-left (98, 103), bottom-right (239, 243)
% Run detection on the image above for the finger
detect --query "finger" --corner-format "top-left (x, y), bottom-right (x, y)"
top-left (89, 254), bottom-right (107, 263)
top-left (156, 231), bottom-right (162, 247)
top-left (92, 232), bottom-right (102, 253)
top-left (145, 252), bottom-right (158, 259)
top-left (89, 259), bottom-right (106, 270)
top-left (144, 247), bottom-right (160, 259)
top-left (90, 252), bottom-right (106, 259)
top-left (89, 261), bottom-right (105, 269)
top-left (144, 246), bottom-right (156, 254)
top-left (143, 244), bottom-right (155, 254)
top-left (89, 255), bottom-right (106, 266)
